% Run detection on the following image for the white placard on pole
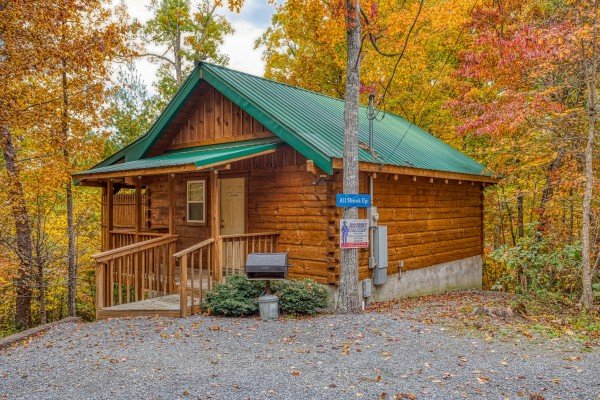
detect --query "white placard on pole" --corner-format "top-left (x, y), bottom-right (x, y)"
top-left (340, 219), bottom-right (369, 249)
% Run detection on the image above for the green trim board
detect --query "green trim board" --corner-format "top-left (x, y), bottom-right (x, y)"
top-left (82, 61), bottom-right (492, 179)
top-left (75, 138), bottom-right (284, 176)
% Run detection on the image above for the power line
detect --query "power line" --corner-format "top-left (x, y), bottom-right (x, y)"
top-left (375, 4), bottom-right (476, 165)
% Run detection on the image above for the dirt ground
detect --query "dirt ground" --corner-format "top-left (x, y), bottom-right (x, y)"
top-left (367, 290), bottom-right (599, 347)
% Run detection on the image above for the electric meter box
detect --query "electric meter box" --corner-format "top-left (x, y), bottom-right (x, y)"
top-left (367, 206), bottom-right (379, 227)
top-left (372, 226), bottom-right (388, 285)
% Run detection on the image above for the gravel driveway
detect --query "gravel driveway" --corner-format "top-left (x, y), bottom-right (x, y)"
top-left (1, 313), bottom-right (598, 400)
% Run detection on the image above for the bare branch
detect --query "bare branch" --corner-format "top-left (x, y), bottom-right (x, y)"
top-left (140, 52), bottom-right (176, 67)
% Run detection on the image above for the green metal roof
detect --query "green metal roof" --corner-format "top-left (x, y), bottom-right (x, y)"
top-left (86, 62), bottom-right (490, 178)
top-left (201, 63), bottom-right (487, 176)
top-left (75, 138), bottom-right (283, 176)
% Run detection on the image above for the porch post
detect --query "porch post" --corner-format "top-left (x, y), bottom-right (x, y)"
top-left (135, 177), bottom-right (142, 241)
top-left (168, 174), bottom-right (175, 234)
top-left (134, 177), bottom-right (142, 299)
top-left (168, 174), bottom-right (175, 292)
top-left (210, 170), bottom-right (222, 281)
top-left (101, 185), bottom-right (108, 251)
top-left (95, 263), bottom-right (104, 319)
top-left (107, 179), bottom-right (114, 250)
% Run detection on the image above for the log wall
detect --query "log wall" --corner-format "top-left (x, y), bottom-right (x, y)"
top-left (144, 172), bottom-right (212, 251)
top-left (232, 146), bottom-right (337, 284)
top-left (141, 146), bottom-right (337, 284)
top-left (140, 159), bottom-right (483, 284)
top-left (355, 172), bottom-right (484, 281)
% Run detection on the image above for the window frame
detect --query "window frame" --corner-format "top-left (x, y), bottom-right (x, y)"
top-left (186, 180), bottom-right (206, 224)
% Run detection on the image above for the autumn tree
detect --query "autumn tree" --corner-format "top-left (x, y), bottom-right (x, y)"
top-left (259, 0), bottom-right (442, 311)
top-left (450, 0), bottom-right (598, 302)
top-left (0, 0), bottom-right (129, 324)
top-left (578, 0), bottom-right (598, 308)
top-left (43, 0), bottom-right (130, 317)
top-left (257, 0), bottom-right (474, 138)
top-left (0, 1), bottom-right (53, 329)
top-left (141, 0), bottom-right (234, 108)
top-left (106, 63), bottom-right (157, 156)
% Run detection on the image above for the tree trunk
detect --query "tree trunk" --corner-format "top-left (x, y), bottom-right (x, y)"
top-left (336, 0), bottom-right (362, 314)
top-left (496, 191), bottom-right (506, 246)
top-left (36, 255), bottom-right (47, 325)
top-left (580, 0), bottom-right (598, 309)
top-left (538, 148), bottom-right (564, 238)
top-left (0, 125), bottom-right (34, 329)
top-left (174, 24), bottom-right (182, 85)
top-left (517, 192), bottom-right (524, 239)
top-left (62, 64), bottom-right (77, 317)
top-left (568, 189), bottom-right (574, 245)
top-left (504, 201), bottom-right (516, 246)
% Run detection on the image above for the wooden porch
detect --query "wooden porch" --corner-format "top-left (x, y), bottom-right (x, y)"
top-left (93, 230), bottom-right (279, 319)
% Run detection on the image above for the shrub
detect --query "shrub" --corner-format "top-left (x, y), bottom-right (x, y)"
top-left (488, 237), bottom-right (584, 300)
top-left (202, 274), bottom-right (263, 317)
top-left (202, 274), bottom-right (329, 317)
top-left (273, 279), bottom-right (329, 316)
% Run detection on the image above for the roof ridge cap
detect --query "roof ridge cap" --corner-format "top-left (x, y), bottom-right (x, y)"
top-left (200, 61), bottom-right (347, 104)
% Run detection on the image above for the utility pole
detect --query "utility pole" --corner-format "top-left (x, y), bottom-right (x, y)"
top-left (336, 0), bottom-right (362, 313)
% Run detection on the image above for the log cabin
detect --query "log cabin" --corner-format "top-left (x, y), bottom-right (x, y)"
top-left (74, 62), bottom-right (497, 319)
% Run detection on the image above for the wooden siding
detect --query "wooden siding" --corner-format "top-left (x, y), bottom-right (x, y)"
top-left (356, 172), bottom-right (484, 281)
top-left (140, 146), bottom-right (335, 284)
top-left (237, 146), bottom-right (337, 284)
top-left (144, 173), bottom-right (212, 251)
top-left (121, 146), bottom-right (483, 285)
top-left (167, 86), bottom-right (275, 150)
top-left (101, 191), bottom-right (150, 251)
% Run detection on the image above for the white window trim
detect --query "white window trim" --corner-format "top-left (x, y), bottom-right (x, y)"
top-left (186, 180), bottom-right (206, 223)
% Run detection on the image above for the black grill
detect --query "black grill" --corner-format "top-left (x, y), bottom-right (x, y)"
top-left (245, 253), bottom-right (289, 280)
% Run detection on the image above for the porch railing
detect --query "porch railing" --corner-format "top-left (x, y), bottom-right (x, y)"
top-left (220, 232), bottom-right (280, 276)
top-left (173, 238), bottom-right (215, 317)
top-left (109, 229), bottom-right (166, 249)
top-left (92, 235), bottom-right (178, 314)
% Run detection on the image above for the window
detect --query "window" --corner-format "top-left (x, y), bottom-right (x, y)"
top-left (187, 180), bottom-right (206, 223)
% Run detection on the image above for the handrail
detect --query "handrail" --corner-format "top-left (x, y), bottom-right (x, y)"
top-left (109, 229), bottom-right (165, 237)
top-left (174, 238), bottom-right (215, 317)
top-left (219, 232), bottom-right (280, 240)
top-left (173, 238), bottom-right (215, 259)
top-left (93, 235), bottom-right (178, 263)
top-left (94, 234), bottom-right (178, 315)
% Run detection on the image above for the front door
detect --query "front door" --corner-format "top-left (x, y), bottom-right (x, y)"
top-left (219, 177), bottom-right (245, 235)
top-left (219, 177), bottom-right (246, 274)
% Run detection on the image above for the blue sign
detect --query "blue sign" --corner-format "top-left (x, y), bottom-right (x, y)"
top-left (336, 193), bottom-right (371, 208)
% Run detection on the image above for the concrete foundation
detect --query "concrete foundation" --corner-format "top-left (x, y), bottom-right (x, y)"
top-left (370, 255), bottom-right (482, 302)
top-left (327, 255), bottom-right (482, 309)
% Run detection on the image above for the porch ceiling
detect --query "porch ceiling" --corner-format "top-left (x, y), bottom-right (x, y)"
top-left (74, 138), bottom-right (283, 180)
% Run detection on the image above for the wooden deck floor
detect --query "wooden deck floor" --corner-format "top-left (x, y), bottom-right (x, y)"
top-left (97, 294), bottom-right (202, 319)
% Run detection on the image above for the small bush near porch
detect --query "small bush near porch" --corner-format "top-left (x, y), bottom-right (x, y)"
top-left (202, 274), bottom-right (329, 317)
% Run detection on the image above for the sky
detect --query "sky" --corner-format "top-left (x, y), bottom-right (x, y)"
top-left (122, 0), bottom-right (276, 93)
